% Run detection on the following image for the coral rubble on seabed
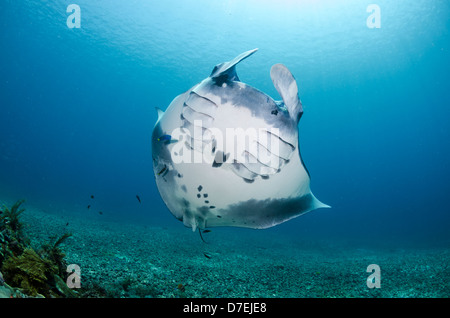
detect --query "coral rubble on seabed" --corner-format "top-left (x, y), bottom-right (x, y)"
top-left (1, 197), bottom-right (450, 298)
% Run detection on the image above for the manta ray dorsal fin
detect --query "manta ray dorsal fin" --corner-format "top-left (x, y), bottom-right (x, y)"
top-left (270, 63), bottom-right (303, 122)
top-left (210, 48), bottom-right (258, 82)
top-left (155, 107), bottom-right (164, 122)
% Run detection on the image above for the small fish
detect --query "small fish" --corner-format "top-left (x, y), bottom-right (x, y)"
top-left (136, 195), bottom-right (141, 203)
top-left (66, 222), bottom-right (69, 226)
top-left (90, 195), bottom-right (94, 199)
top-left (157, 134), bottom-right (178, 144)
top-left (203, 252), bottom-right (212, 259)
top-left (98, 211), bottom-right (103, 215)
top-left (177, 283), bottom-right (185, 292)
top-left (87, 205), bottom-right (91, 209)
top-left (157, 165), bottom-right (168, 176)
top-left (157, 134), bottom-right (171, 142)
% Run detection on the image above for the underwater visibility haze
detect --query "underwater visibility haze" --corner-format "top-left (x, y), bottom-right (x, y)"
top-left (0, 0), bottom-right (449, 298)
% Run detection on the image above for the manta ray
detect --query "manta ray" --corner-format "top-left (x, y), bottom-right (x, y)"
top-left (152, 49), bottom-right (329, 231)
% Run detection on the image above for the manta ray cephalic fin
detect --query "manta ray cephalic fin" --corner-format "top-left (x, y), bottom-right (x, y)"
top-left (210, 48), bottom-right (258, 82)
top-left (270, 63), bottom-right (303, 122)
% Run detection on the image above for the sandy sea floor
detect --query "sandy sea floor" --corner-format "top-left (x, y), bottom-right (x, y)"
top-left (6, 201), bottom-right (449, 298)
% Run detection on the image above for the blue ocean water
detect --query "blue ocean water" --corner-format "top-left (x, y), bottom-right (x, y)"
top-left (0, 0), bottom-right (449, 250)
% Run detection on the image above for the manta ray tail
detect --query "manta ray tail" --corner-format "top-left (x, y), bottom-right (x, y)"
top-left (198, 228), bottom-right (208, 244)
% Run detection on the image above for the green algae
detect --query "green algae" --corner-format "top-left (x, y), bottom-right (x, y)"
top-left (2, 247), bottom-right (56, 297)
top-left (0, 200), bottom-right (76, 298)
top-left (1, 199), bottom-right (26, 237)
top-left (41, 232), bottom-right (73, 278)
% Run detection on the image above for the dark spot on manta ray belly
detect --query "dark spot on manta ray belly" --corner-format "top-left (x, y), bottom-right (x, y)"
top-left (198, 185), bottom-right (203, 192)
top-left (271, 109), bottom-right (278, 115)
top-left (197, 194), bottom-right (201, 198)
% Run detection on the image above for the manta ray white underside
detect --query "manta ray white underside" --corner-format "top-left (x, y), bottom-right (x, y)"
top-left (152, 49), bottom-right (329, 231)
